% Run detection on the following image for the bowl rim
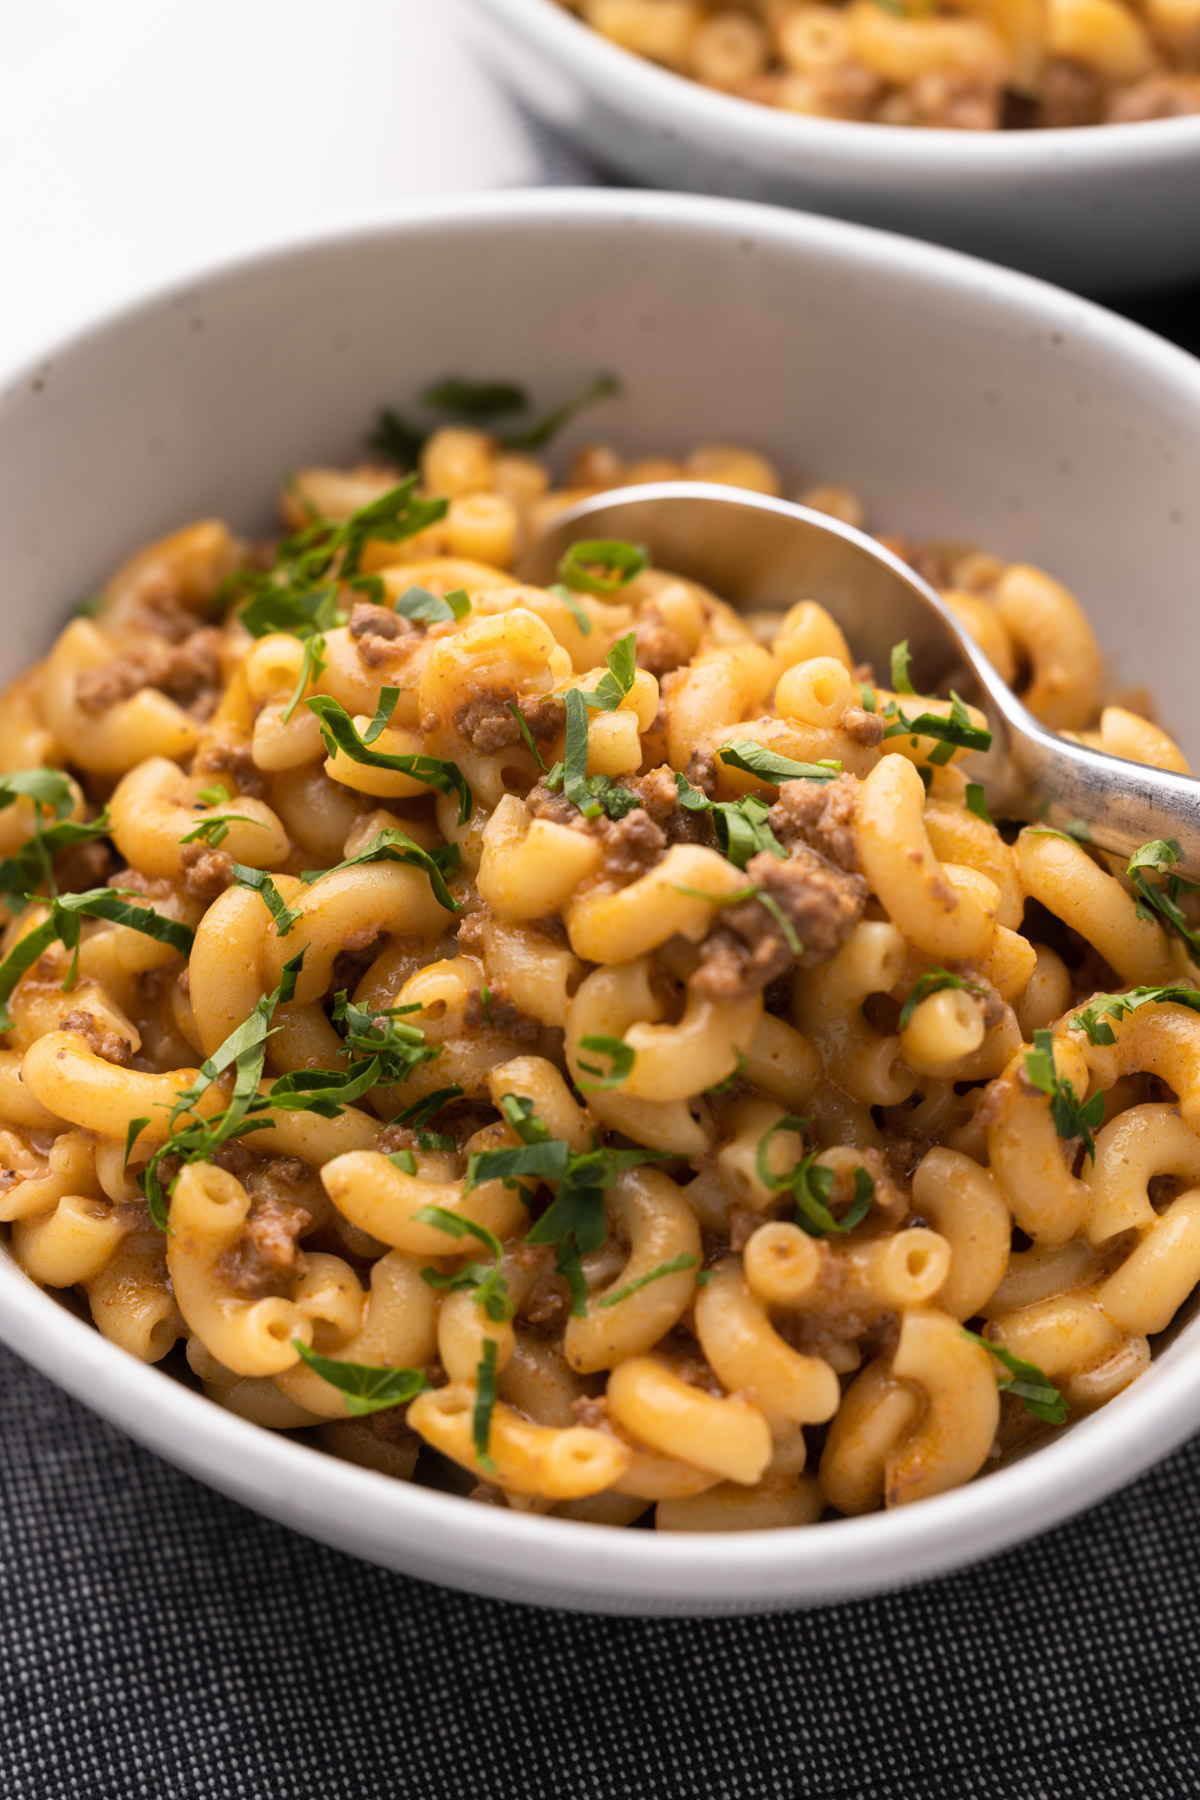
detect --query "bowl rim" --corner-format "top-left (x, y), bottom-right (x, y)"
top-left (470, 0), bottom-right (1200, 169)
top-left (4, 184), bottom-right (1200, 1606)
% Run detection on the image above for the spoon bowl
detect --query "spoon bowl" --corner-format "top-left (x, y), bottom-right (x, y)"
top-left (521, 482), bottom-right (1200, 878)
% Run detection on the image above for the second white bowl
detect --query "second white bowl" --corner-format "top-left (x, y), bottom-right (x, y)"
top-left (463, 0), bottom-right (1200, 293)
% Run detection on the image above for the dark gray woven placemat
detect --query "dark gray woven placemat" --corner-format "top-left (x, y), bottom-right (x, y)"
top-left (4, 1335), bottom-right (1200, 1800)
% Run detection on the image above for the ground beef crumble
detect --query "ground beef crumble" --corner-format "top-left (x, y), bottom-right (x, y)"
top-left (75, 627), bottom-right (223, 715)
top-left (455, 692), bottom-right (565, 754)
top-left (179, 842), bottom-right (233, 900)
top-left (220, 1193), bottom-right (310, 1299)
top-left (1035, 56), bottom-right (1103, 127)
top-left (524, 780), bottom-right (670, 885)
top-left (622, 766), bottom-right (716, 848)
top-left (464, 986), bottom-right (540, 1042)
top-left (190, 739), bottom-right (268, 800)
top-left (454, 907), bottom-right (490, 958)
top-left (349, 600), bottom-right (418, 670)
top-left (53, 836), bottom-right (116, 894)
top-left (59, 1009), bottom-right (133, 1067)
top-left (1106, 72), bottom-right (1200, 123)
top-left (768, 772), bottom-right (861, 873)
top-left (634, 608), bottom-right (688, 677)
top-left (840, 705), bottom-right (886, 748)
top-left (693, 843), bottom-right (867, 1001)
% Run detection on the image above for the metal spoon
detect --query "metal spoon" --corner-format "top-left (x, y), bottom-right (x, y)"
top-left (518, 481), bottom-right (1200, 878)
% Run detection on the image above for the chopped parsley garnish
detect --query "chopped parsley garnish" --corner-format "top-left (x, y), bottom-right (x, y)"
top-left (577, 1034), bottom-right (635, 1090)
top-left (548, 583), bottom-right (593, 635)
top-left (665, 769), bottom-right (791, 873)
top-left (711, 796), bottom-right (786, 871)
top-left (227, 476), bottom-right (446, 711)
top-left (178, 812), bottom-right (259, 849)
top-left (890, 640), bottom-right (916, 695)
top-left (365, 410), bottom-right (425, 470)
top-left (526, 1141), bottom-right (672, 1259)
top-left (332, 989), bottom-right (441, 1084)
top-left (897, 968), bottom-right (989, 1031)
top-left (755, 1115), bottom-right (874, 1238)
top-left (1070, 984), bottom-right (1200, 1047)
top-left (961, 1330), bottom-right (1067, 1425)
top-left (557, 540), bottom-right (648, 597)
top-left (507, 700), bottom-right (549, 771)
top-left (393, 1085), bottom-right (464, 1129)
top-left (393, 583), bottom-right (471, 625)
top-left (133, 951), bottom-right (306, 1228)
top-left (672, 880), bottom-right (802, 955)
top-left (230, 866), bottom-right (303, 936)
top-left (543, 644), bottom-right (642, 823)
top-left (0, 769), bottom-right (114, 906)
top-left (501, 372), bottom-right (620, 452)
top-left (362, 686), bottom-right (400, 745)
top-left (965, 783), bottom-right (992, 825)
top-left (291, 1342), bottom-right (429, 1416)
top-left (0, 888), bottom-right (193, 1034)
top-left (1126, 838), bottom-right (1200, 962)
top-left (422, 378), bottom-right (527, 419)
top-left (367, 372), bottom-right (618, 466)
top-left (556, 1245), bottom-right (589, 1317)
top-left (498, 1093), bottom-right (553, 1144)
top-left (306, 694), bottom-right (472, 826)
top-left (239, 581), bottom-right (345, 644)
top-left (882, 692), bottom-right (992, 765)
top-left (716, 742), bottom-right (842, 786)
top-left (471, 1098), bottom-right (671, 1268)
top-left (464, 1136), bottom-right (570, 1195)
top-left (250, 989), bottom-right (439, 1122)
top-left (301, 824), bottom-right (461, 915)
top-left (584, 632), bottom-right (638, 710)
top-left (414, 1205), bottom-right (512, 1322)
top-left (474, 1338), bottom-right (500, 1472)
top-left (598, 1253), bottom-right (698, 1309)
top-left (672, 771), bottom-right (713, 812)
top-left (1023, 1029), bottom-right (1103, 1160)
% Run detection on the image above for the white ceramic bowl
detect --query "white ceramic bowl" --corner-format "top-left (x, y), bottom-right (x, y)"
top-left (2, 189), bottom-right (1200, 1615)
top-left (462, 0), bottom-right (1200, 293)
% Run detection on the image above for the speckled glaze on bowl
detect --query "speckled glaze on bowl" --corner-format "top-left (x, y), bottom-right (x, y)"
top-left (2, 189), bottom-right (1200, 1614)
top-left (462, 0), bottom-right (1200, 292)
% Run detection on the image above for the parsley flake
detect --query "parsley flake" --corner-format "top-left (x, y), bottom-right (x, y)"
top-left (306, 694), bottom-right (472, 826)
top-left (1023, 1029), bottom-right (1104, 1160)
top-left (598, 1253), bottom-right (698, 1308)
top-left (292, 1342), bottom-right (428, 1416)
top-left (557, 540), bottom-right (648, 597)
top-left (962, 1330), bottom-right (1067, 1425)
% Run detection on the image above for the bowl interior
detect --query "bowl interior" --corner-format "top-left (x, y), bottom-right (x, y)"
top-left (3, 191), bottom-right (1200, 1610)
top-left (4, 196), bottom-right (1198, 744)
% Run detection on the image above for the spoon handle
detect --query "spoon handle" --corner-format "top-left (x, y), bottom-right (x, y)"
top-left (1008, 725), bottom-right (1200, 880)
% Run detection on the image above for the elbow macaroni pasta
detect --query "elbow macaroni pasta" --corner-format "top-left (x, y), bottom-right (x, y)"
top-left (557, 0), bottom-right (1200, 129)
top-left (3, 409), bottom-right (1197, 1538)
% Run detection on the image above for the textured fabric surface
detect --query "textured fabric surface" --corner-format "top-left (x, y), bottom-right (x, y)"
top-left (5, 1335), bottom-right (1200, 1799)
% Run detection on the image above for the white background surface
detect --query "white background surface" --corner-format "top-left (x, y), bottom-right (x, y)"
top-left (0, 0), bottom-right (584, 371)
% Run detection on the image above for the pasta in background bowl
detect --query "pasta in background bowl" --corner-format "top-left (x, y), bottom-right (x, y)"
top-left (463, 0), bottom-right (1200, 290)
top-left (2, 190), bottom-right (1200, 1614)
